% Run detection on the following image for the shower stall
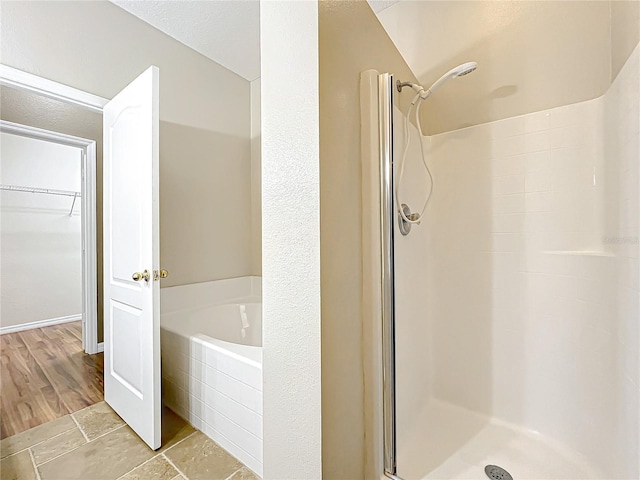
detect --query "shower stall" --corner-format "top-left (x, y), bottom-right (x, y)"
top-left (361, 41), bottom-right (639, 480)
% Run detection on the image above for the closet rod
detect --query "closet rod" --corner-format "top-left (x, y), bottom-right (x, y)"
top-left (0, 184), bottom-right (81, 198)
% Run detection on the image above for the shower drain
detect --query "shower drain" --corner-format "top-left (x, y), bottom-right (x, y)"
top-left (484, 465), bottom-right (513, 480)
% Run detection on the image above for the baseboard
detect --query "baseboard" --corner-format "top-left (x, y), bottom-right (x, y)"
top-left (97, 342), bottom-right (104, 353)
top-left (0, 314), bottom-right (82, 335)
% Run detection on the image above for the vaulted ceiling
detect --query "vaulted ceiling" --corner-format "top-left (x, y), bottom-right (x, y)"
top-left (368, 0), bottom-right (639, 133)
top-left (111, 1), bottom-right (260, 82)
top-left (109, 0), bottom-right (638, 132)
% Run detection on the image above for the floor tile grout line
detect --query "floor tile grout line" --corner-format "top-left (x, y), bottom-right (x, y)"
top-left (73, 400), bottom-right (104, 417)
top-left (69, 413), bottom-right (90, 443)
top-left (0, 425), bottom-right (77, 460)
top-left (223, 467), bottom-right (243, 480)
top-left (36, 422), bottom-right (195, 475)
top-left (113, 451), bottom-right (161, 480)
top-left (87, 422), bottom-right (126, 442)
top-left (113, 430), bottom-right (196, 480)
top-left (89, 421), bottom-right (129, 442)
top-left (162, 452), bottom-right (189, 480)
top-left (37, 423), bottom-right (127, 467)
top-left (183, 412), bottom-right (260, 468)
top-left (161, 429), bottom-right (197, 455)
top-left (27, 447), bottom-right (43, 480)
top-left (161, 429), bottom-right (251, 480)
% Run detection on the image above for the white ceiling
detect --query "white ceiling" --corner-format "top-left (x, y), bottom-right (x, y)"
top-left (367, 0), bottom-right (402, 14)
top-left (111, 0), bottom-right (260, 82)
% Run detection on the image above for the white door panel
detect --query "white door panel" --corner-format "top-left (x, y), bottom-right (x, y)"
top-left (103, 66), bottom-right (161, 450)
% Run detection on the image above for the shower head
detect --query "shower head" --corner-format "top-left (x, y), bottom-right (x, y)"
top-left (397, 61), bottom-right (478, 99)
top-left (426, 61), bottom-right (477, 95)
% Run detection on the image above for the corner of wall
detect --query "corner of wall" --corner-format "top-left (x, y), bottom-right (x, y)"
top-left (319, 2), bottom-right (418, 478)
top-left (610, 0), bottom-right (640, 82)
top-left (250, 77), bottom-right (262, 277)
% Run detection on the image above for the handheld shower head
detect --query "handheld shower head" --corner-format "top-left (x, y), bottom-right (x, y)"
top-left (395, 61), bottom-right (478, 233)
top-left (396, 62), bottom-right (477, 99)
top-left (451, 61), bottom-right (478, 77)
top-left (425, 61), bottom-right (477, 96)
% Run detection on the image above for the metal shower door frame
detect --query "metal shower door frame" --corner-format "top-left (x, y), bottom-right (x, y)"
top-left (378, 72), bottom-right (399, 479)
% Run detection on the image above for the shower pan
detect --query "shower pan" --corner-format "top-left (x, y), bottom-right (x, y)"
top-left (360, 45), bottom-right (639, 480)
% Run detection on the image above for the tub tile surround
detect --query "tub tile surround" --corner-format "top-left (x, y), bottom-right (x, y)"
top-left (395, 44), bottom-right (639, 478)
top-left (161, 276), bottom-right (263, 477)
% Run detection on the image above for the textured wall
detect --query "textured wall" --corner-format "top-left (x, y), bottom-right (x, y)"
top-left (261, 1), bottom-right (321, 478)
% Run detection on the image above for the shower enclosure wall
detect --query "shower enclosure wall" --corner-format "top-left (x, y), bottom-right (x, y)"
top-left (361, 43), bottom-right (639, 480)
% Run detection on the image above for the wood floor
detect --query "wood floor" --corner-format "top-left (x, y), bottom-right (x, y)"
top-left (0, 321), bottom-right (104, 439)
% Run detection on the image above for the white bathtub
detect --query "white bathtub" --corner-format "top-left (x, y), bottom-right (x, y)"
top-left (160, 276), bottom-right (263, 477)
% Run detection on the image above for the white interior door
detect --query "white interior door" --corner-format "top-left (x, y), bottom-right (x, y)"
top-left (103, 66), bottom-right (161, 450)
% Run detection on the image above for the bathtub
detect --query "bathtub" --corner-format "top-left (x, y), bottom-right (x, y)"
top-left (160, 276), bottom-right (262, 477)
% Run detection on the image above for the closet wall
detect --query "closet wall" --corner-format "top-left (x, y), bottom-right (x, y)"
top-left (0, 132), bottom-right (83, 331)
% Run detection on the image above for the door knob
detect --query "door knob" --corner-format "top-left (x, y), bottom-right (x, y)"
top-left (132, 270), bottom-right (150, 282)
top-left (153, 269), bottom-right (169, 281)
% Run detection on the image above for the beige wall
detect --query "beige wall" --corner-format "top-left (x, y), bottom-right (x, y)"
top-left (159, 122), bottom-right (251, 286)
top-left (611, 0), bottom-right (640, 80)
top-left (375, 0), bottom-right (639, 134)
top-left (250, 78), bottom-right (262, 276)
top-left (0, 1), bottom-right (254, 342)
top-left (319, 1), bottom-right (416, 477)
top-left (0, 2), bottom-right (250, 135)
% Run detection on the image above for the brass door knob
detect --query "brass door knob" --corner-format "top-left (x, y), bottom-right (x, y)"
top-left (153, 269), bottom-right (169, 281)
top-left (132, 270), bottom-right (150, 282)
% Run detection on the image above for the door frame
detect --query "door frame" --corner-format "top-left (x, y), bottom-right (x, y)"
top-left (0, 64), bottom-right (109, 354)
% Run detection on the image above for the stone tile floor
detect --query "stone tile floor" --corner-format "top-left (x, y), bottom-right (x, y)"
top-left (0, 402), bottom-right (258, 480)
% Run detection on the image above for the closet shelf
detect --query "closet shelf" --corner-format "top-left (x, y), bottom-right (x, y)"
top-left (0, 184), bottom-right (81, 198)
top-left (1, 184), bottom-right (81, 216)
